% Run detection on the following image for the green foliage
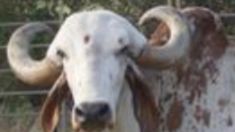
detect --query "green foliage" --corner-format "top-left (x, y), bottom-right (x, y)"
top-left (184, 0), bottom-right (235, 12)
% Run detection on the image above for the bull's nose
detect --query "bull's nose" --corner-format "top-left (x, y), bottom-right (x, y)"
top-left (74, 102), bottom-right (111, 129)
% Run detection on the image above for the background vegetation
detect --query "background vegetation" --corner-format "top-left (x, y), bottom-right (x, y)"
top-left (0, 0), bottom-right (234, 131)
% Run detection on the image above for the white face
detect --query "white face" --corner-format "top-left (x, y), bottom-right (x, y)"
top-left (47, 10), bottom-right (146, 129)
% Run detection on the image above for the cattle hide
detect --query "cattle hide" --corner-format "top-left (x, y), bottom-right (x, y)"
top-left (141, 7), bottom-right (235, 132)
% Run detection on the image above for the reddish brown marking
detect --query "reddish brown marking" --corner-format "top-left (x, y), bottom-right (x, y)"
top-left (84, 35), bottom-right (90, 44)
top-left (181, 7), bottom-right (228, 103)
top-left (166, 98), bottom-right (184, 132)
top-left (194, 105), bottom-right (211, 127)
top-left (183, 7), bottom-right (228, 61)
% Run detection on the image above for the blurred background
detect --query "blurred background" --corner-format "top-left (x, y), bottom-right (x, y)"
top-left (0, 0), bottom-right (234, 132)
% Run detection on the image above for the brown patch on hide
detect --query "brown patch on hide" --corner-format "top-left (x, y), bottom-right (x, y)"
top-left (180, 67), bottom-right (207, 103)
top-left (181, 8), bottom-right (228, 103)
top-left (194, 105), bottom-right (211, 127)
top-left (166, 98), bottom-right (184, 132)
top-left (126, 67), bottom-right (160, 132)
top-left (183, 7), bottom-right (228, 61)
top-left (41, 72), bottom-right (70, 132)
top-left (218, 98), bottom-right (230, 111)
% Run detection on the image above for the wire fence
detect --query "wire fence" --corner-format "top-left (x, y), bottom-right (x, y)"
top-left (0, 2), bottom-right (235, 132)
top-left (0, 16), bottom-right (66, 132)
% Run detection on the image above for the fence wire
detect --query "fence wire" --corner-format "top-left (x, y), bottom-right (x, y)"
top-left (0, 15), bottom-right (66, 132)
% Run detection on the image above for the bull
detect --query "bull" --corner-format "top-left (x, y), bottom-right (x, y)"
top-left (7, 6), bottom-right (235, 132)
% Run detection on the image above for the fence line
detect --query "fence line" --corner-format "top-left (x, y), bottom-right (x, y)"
top-left (220, 13), bottom-right (235, 25)
top-left (0, 112), bottom-right (38, 117)
top-left (0, 43), bottom-right (49, 50)
top-left (0, 20), bottom-right (60, 27)
top-left (0, 90), bottom-right (48, 97)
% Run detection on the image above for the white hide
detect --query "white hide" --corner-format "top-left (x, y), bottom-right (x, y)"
top-left (45, 10), bottom-right (147, 123)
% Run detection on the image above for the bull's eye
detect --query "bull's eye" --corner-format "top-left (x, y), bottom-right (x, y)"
top-left (116, 46), bottom-right (129, 57)
top-left (57, 49), bottom-right (67, 59)
top-left (118, 46), bottom-right (129, 54)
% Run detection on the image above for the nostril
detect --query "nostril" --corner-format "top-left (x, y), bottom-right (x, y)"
top-left (75, 107), bottom-right (84, 117)
top-left (75, 102), bottom-right (111, 124)
top-left (97, 104), bottom-right (110, 117)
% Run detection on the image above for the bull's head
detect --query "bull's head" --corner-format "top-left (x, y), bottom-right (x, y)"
top-left (7, 6), bottom-right (191, 132)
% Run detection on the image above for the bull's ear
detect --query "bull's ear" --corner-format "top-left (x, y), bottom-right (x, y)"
top-left (125, 63), bottom-right (159, 132)
top-left (40, 72), bottom-right (69, 132)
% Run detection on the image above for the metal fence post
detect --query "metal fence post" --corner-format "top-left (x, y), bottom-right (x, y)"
top-left (167, 0), bottom-right (174, 6)
top-left (59, 102), bottom-right (67, 132)
top-left (176, 0), bottom-right (182, 8)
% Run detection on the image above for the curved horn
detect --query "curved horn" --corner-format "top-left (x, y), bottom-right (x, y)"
top-left (138, 6), bottom-right (191, 68)
top-left (7, 23), bottom-right (62, 86)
